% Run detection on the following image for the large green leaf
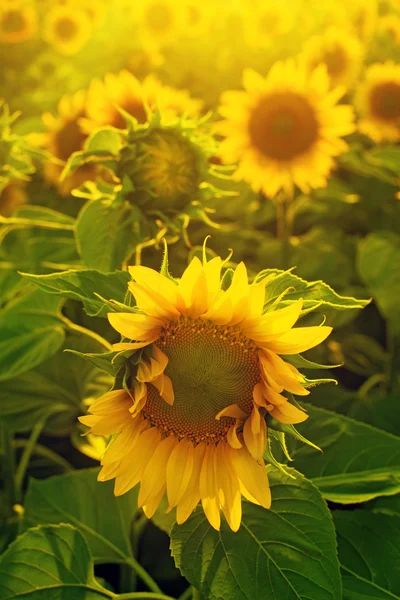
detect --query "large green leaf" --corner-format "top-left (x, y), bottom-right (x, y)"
top-left (260, 268), bottom-right (369, 313)
top-left (357, 232), bottom-right (400, 326)
top-left (0, 288), bottom-right (65, 381)
top-left (334, 510), bottom-right (400, 599)
top-left (0, 335), bottom-right (110, 433)
top-left (290, 404), bottom-right (400, 503)
top-left (23, 468), bottom-right (138, 564)
top-left (23, 269), bottom-right (131, 317)
top-left (0, 524), bottom-right (112, 599)
top-left (366, 493), bottom-right (400, 518)
top-left (75, 199), bottom-right (133, 272)
top-left (171, 469), bottom-right (341, 600)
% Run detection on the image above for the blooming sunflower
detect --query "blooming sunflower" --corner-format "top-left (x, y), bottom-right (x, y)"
top-left (81, 70), bottom-right (203, 133)
top-left (137, 0), bottom-right (184, 49)
top-left (42, 89), bottom-right (95, 195)
top-left (43, 4), bottom-right (92, 56)
top-left (217, 60), bottom-right (355, 198)
top-left (0, 2), bottom-right (37, 44)
top-left (301, 27), bottom-right (364, 89)
top-left (356, 61), bottom-right (400, 142)
top-left (243, 0), bottom-right (293, 48)
top-left (80, 255), bottom-right (332, 531)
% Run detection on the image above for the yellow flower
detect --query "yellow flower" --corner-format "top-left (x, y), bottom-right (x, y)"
top-left (80, 256), bottom-right (332, 531)
top-left (356, 61), bottom-right (400, 142)
top-left (137, 0), bottom-right (184, 49)
top-left (180, 0), bottom-right (215, 39)
top-left (243, 0), bottom-right (293, 48)
top-left (0, 182), bottom-right (27, 216)
top-left (0, 2), bottom-right (37, 44)
top-left (217, 60), bottom-right (355, 198)
top-left (43, 4), bottom-right (92, 56)
top-left (330, 0), bottom-right (377, 43)
top-left (378, 15), bottom-right (400, 45)
top-left (42, 89), bottom-right (95, 195)
top-left (301, 26), bottom-right (364, 89)
top-left (81, 70), bottom-right (203, 133)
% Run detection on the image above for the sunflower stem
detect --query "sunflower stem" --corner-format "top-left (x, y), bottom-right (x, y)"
top-left (124, 556), bottom-right (164, 595)
top-left (60, 315), bottom-right (113, 350)
top-left (0, 423), bottom-right (17, 514)
top-left (276, 193), bottom-right (293, 270)
top-left (15, 419), bottom-right (46, 503)
top-left (191, 588), bottom-right (202, 600)
top-left (177, 587), bottom-right (193, 600)
top-left (12, 440), bottom-right (74, 472)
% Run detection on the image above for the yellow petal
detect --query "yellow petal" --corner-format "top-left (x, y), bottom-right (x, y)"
top-left (177, 257), bottom-right (203, 312)
top-left (88, 389), bottom-right (131, 415)
top-left (108, 313), bottom-right (163, 342)
top-left (215, 403), bottom-right (248, 421)
top-left (112, 341), bottom-right (153, 351)
top-left (227, 420), bottom-right (243, 449)
top-left (166, 438), bottom-right (194, 507)
top-left (176, 443), bottom-right (205, 524)
top-left (199, 445), bottom-right (221, 530)
top-left (243, 299), bottom-right (303, 341)
top-left (216, 444), bottom-right (242, 532)
top-left (137, 346), bottom-right (168, 383)
top-left (243, 408), bottom-right (266, 460)
top-left (259, 349), bottom-right (309, 396)
top-left (114, 427), bottom-right (161, 496)
top-left (151, 374), bottom-right (174, 405)
top-left (138, 435), bottom-right (177, 507)
top-left (268, 401), bottom-right (309, 424)
top-left (203, 257), bottom-right (222, 307)
top-left (142, 485), bottom-right (166, 519)
top-left (263, 326), bottom-right (332, 354)
top-left (232, 446), bottom-right (271, 509)
top-left (128, 266), bottom-right (178, 306)
top-left (129, 281), bottom-right (180, 320)
top-left (101, 423), bottom-right (140, 465)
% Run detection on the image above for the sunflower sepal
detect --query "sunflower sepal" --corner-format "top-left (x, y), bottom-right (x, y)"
top-left (282, 354), bottom-right (341, 370)
top-left (263, 436), bottom-right (295, 479)
top-left (265, 412), bottom-right (322, 453)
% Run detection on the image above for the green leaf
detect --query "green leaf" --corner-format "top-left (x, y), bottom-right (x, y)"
top-left (334, 510), bottom-right (400, 599)
top-left (0, 288), bottom-right (65, 381)
top-left (171, 468), bottom-right (341, 600)
top-left (290, 404), bottom-right (400, 503)
top-left (22, 269), bottom-right (131, 317)
top-left (365, 145), bottom-right (400, 175)
top-left (84, 127), bottom-right (123, 155)
top-left (260, 268), bottom-right (370, 313)
top-left (0, 524), bottom-right (112, 599)
top-left (0, 336), bottom-right (110, 433)
top-left (23, 468), bottom-right (138, 563)
top-left (357, 232), bottom-right (400, 325)
top-left (75, 199), bottom-right (134, 272)
top-left (366, 493), bottom-right (400, 518)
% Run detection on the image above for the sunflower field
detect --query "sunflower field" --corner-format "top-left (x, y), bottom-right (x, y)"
top-left (1, 0), bottom-right (400, 598)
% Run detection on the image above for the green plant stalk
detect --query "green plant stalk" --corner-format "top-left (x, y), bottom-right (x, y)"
top-left (276, 193), bottom-right (293, 270)
top-left (0, 423), bottom-right (17, 513)
top-left (13, 440), bottom-right (74, 472)
top-left (177, 587), bottom-right (194, 600)
top-left (117, 594), bottom-right (175, 600)
top-left (15, 420), bottom-right (45, 503)
top-left (61, 315), bottom-right (113, 350)
top-left (124, 555), bottom-right (164, 595)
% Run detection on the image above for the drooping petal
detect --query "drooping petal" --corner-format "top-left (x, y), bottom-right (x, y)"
top-left (215, 403), bottom-right (248, 421)
top-left (138, 435), bottom-right (177, 507)
top-left (227, 420), bottom-right (243, 449)
top-left (232, 446), bottom-right (271, 509)
top-left (114, 427), bottom-right (162, 496)
top-left (166, 438), bottom-right (195, 508)
top-left (128, 266), bottom-right (179, 306)
top-left (129, 281), bottom-right (180, 320)
top-left (268, 401), bottom-right (309, 424)
top-left (176, 443), bottom-right (206, 524)
top-left (216, 444), bottom-right (242, 532)
top-left (259, 349), bottom-right (309, 396)
top-left (199, 444), bottom-right (220, 530)
top-left (151, 374), bottom-right (174, 405)
top-left (108, 313), bottom-right (163, 342)
top-left (87, 389), bottom-right (131, 415)
top-left (243, 407), bottom-right (267, 460)
top-left (242, 299), bottom-right (303, 341)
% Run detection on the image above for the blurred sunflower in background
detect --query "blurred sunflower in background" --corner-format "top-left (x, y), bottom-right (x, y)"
top-left (301, 26), bottom-right (364, 89)
top-left (137, 0), bottom-right (184, 50)
top-left (217, 60), bottom-right (355, 198)
top-left (42, 3), bottom-right (92, 56)
top-left (42, 89), bottom-right (94, 194)
top-left (80, 256), bottom-right (331, 531)
top-left (0, 1), bottom-right (37, 44)
top-left (81, 70), bottom-right (203, 133)
top-left (378, 14), bottom-right (400, 45)
top-left (356, 61), bottom-right (400, 141)
top-left (244, 0), bottom-right (294, 49)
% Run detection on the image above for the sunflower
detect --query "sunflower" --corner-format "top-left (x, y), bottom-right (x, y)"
top-left (243, 0), bottom-right (293, 48)
top-left (81, 70), bottom-right (203, 133)
top-left (42, 4), bottom-right (92, 56)
top-left (137, 0), bottom-right (184, 49)
top-left (378, 15), bottom-right (400, 45)
top-left (80, 256), bottom-right (332, 531)
top-left (356, 61), bottom-right (400, 142)
top-left (330, 0), bottom-right (378, 43)
top-left (42, 89), bottom-right (95, 195)
top-left (216, 60), bottom-right (355, 198)
top-left (301, 27), bottom-right (364, 89)
top-left (0, 2), bottom-right (37, 44)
